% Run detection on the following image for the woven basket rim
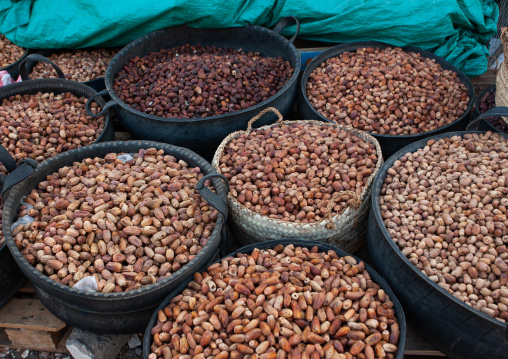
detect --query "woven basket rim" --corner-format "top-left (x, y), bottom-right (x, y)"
top-left (212, 119), bottom-right (384, 228)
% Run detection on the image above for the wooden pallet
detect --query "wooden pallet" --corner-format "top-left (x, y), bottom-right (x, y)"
top-left (404, 326), bottom-right (446, 357)
top-left (470, 69), bottom-right (497, 94)
top-left (0, 281), bottom-right (71, 353)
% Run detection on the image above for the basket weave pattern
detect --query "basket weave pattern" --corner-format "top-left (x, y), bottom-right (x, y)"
top-left (212, 119), bottom-right (383, 253)
top-left (496, 28), bottom-right (508, 112)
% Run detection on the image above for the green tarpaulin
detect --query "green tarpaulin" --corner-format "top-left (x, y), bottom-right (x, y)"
top-left (0, 0), bottom-right (499, 77)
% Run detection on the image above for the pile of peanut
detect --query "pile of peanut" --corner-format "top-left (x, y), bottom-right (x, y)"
top-left (381, 132), bottom-right (508, 321)
top-left (13, 149), bottom-right (218, 292)
top-left (217, 123), bottom-right (378, 223)
top-left (0, 92), bottom-right (105, 163)
top-left (149, 244), bottom-right (400, 359)
top-left (0, 35), bottom-right (25, 68)
top-left (30, 48), bottom-right (120, 82)
top-left (0, 91), bottom-right (105, 247)
top-left (307, 47), bottom-right (470, 135)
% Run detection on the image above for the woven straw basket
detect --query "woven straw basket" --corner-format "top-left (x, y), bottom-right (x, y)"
top-left (496, 28), bottom-right (508, 116)
top-left (212, 108), bottom-right (383, 253)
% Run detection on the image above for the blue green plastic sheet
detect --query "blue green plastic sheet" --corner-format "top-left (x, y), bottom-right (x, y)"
top-left (0, 0), bottom-right (498, 77)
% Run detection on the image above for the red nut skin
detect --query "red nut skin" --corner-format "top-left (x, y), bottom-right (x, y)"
top-left (218, 123), bottom-right (378, 224)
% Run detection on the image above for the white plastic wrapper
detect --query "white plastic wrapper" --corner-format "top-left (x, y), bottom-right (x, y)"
top-left (72, 276), bottom-right (98, 292)
top-left (117, 153), bottom-right (135, 163)
top-left (11, 197), bottom-right (34, 231)
top-left (0, 70), bottom-right (20, 87)
top-left (11, 215), bottom-right (34, 231)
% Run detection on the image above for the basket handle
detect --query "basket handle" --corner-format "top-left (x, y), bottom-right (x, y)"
top-left (196, 173), bottom-right (229, 222)
top-left (19, 54), bottom-right (66, 81)
top-left (0, 143), bottom-right (38, 196)
top-left (2, 158), bottom-right (37, 197)
top-left (273, 16), bottom-right (300, 45)
top-left (246, 107), bottom-right (284, 132)
top-left (0, 144), bottom-right (18, 174)
top-left (85, 89), bottom-right (116, 118)
top-left (325, 191), bottom-right (361, 229)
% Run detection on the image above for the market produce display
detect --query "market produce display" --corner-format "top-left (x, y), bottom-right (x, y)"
top-left (30, 48), bottom-right (120, 82)
top-left (216, 122), bottom-right (378, 223)
top-left (113, 44), bottom-right (293, 119)
top-left (0, 91), bottom-right (105, 247)
top-left (306, 47), bottom-right (470, 135)
top-left (0, 35), bottom-right (25, 69)
top-left (148, 244), bottom-right (401, 359)
top-left (380, 132), bottom-right (508, 322)
top-left (12, 148), bottom-right (218, 292)
top-left (0, 5), bottom-right (503, 353)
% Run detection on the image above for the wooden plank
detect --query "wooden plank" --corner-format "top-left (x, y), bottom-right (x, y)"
top-left (16, 280), bottom-right (35, 294)
top-left (5, 328), bottom-right (61, 351)
top-left (299, 46), bottom-right (329, 53)
top-left (404, 326), bottom-right (446, 356)
top-left (0, 298), bottom-right (66, 332)
top-left (55, 326), bottom-right (72, 353)
top-left (470, 69), bottom-right (497, 94)
top-left (0, 326), bottom-right (71, 353)
top-left (0, 329), bottom-right (9, 347)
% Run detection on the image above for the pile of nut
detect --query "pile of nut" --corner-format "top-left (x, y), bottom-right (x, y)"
top-left (479, 89), bottom-right (507, 133)
top-left (149, 244), bottom-right (400, 359)
top-left (0, 91), bottom-right (105, 247)
top-left (479, 89), bottom-right (496, 115)
top-left (0, 35), bottom-right (25, 68)
top-left (0, 92), bottom-right (105, 163)
top-left (113, 44), bottom-right (293, 119)
top-left (217, 123), bottom-right (378, 223)
top-left (30, 48), bottom-right (120, 82)
top-left (306, 47), bottom-right (470, 135)
top-left (380, 132), bottom-right (508, 321)
top-left (13, 149), bottom-right (218, 292)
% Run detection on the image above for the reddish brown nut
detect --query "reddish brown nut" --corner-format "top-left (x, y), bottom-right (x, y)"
top-left (0, 90), bottom-right (108, 247)
top-left (217, 123), bottom-right (379, 223)
top-left (31, 48), bottom-right (120, 82)
top-left (306, 46), bottom-right (469, 135)
top-left (14, 149), bottom-right (218, 293)
top-left (0, 35), bottom-right (25, 68)
top-left (113, 44), bottom-right (293, 119)
top-left (148, 244), bottom-right (400, 358)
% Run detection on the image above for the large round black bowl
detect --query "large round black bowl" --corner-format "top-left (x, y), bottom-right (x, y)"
top-left (87, 18), bottom-right (301, 160)
top-left (143, 238), bottom-right (407, 359)
top-left (0, 66), bottom-right (115, 307)
top-left (367, 131), bottom-right (508, 358)
top-left (298, 41), bottom-right (475, 160)
top-left (4, 141), bottom-right (229, 334)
